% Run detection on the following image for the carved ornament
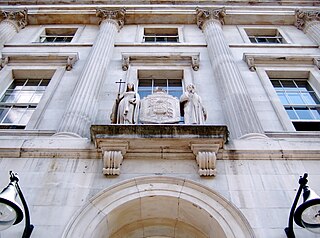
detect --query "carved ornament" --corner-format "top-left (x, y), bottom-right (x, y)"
top-left (1, 9), bottom-right (28, 30)
top-left (191, 144), bottom-right (220, 176)
top-left (96, 8), bottom-right (126, 30)
top-left (139, 89), bottom-right (180, 124)
top-left (196, 7), bottom-right (226, 30)
top-left (103, 151), bottom-right (123, 175)
top-left (295, 9), bottom-right (320, 30)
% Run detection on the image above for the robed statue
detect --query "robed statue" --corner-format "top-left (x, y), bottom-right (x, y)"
top-left (180, 84), bottom-right (207, 124)
top-left (110, 83), bottom-right (140, 124)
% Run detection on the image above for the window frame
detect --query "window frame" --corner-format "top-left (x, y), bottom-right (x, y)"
top-left (0, 66), bottom-right (65, 130)
top-left (238, 26), bottom-right (292, 44)
top-left (257, 67), bottom-right (320, 131)
top-left (32, 26), bottom-right (82, 44)
top-left (137, 25), bottom-right (184, 43)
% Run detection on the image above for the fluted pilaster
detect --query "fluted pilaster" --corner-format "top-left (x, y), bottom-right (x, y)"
top-left (0, 9), bottom-right (27, 47)
top-left (295, 9), bottom-right (320, 45)
top-left (197, 8), bottom-right (264, 139)
top-left (58, 8), bottom-right (125, 138)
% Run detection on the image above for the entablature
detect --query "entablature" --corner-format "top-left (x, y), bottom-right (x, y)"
top-left (1, 5), bottom-right (318, 25)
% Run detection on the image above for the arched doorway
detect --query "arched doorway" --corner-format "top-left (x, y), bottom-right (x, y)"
top-left (63, 176), bottom-right (255, 238)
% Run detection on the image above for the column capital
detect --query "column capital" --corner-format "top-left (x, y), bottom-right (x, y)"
top-left (196, 7), bottom-right (226, 30)
top-left (96, 8), bottom-right (126, 30)
top-left (1, 9), bottom-right (28, 30)
top-left (295, 9), bottom-right (320, 30)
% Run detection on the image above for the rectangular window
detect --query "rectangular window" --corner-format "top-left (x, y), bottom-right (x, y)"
top-left (143, 28), bottom-right (179, 43)
top-left (39, 28), bottom-right (77, 43)
top-left (137, 70), bottom-right (183, 99)
top-left (271, 78), bottom-right (320, 131)
top-left (0, 78), bottom-right (49, 128)
top-left (245, 28), bottom-right (285, 44)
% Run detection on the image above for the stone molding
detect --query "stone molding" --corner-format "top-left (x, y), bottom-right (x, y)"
top-left (121, 52), bottom-right (200, 71)
top-left (295, 9), bottom-right (320, 30)
top-left (103, 151), bottom-right (123, 175)
top-left (0, 52), bottom-right (79, 71)
top-left (96, 8), bottom-right (126, 30)
top-left (243, 53), bottom-right (320, 71)
top-left (196, 7), bottom-right (226, 30)
top-left (1, 9), bottom-right (28, 31)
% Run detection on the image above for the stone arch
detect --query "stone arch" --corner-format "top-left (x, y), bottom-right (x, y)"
top-left (62, 176), bottom-right (255, 238)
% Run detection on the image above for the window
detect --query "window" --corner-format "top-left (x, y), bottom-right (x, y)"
top-left (143, 28), bottom-right (179, 43)
top-left (271, 78), bottom-right (320, 131)
top-left (137, 70), bottom-right (183, 99)
top-left (0, 78), bottom-right (49, 128)
top-left (245, 28), bottom-right (286, 44)
top-left (39, 28), bottom-right (77, 43)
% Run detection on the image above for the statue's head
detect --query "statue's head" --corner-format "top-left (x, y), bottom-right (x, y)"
top-left (126, 83), bottom-right (135, 92)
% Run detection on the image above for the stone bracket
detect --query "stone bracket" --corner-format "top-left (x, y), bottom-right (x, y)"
top-left (0, 52), bottom-right (79, 71)
top-left (121, 52), bottom-right (200, 71)
top-left (99, 141), bottom-right (129, 176)
top-left (191, 143), bottom-right (220, 176)
top-left (243, 53), bottom-right (320, 71)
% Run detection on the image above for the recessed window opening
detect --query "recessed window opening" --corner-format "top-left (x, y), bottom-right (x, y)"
top-left (0, 72), bottom-right (51, 129)
top-left (138, 70), bottom-right (183, 99)
top-left (245, 28), bottom-right (285, 44)
top-left (269, 71), bottom-right (320, 131)
top-left (39, 28), bottom-right (77, 43)
top-left (143, 28), bottom-right (179, 43)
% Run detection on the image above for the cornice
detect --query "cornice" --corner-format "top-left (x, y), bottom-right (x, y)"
top-left (0, 5), bottom-right (318, 25)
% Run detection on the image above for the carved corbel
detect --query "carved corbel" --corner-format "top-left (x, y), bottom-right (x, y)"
top-left (1, 9), bottom-right (28, 31)
top-left (196, 7), bottom-right (226, 30)
top-left (66, 56), bottom-right (74, 71)
top-left (0, 57), bottom-right (8, 70)
top-left (191, 55), bottom-right (199, 71)
top-left (96, 8), bottom-right (126, 30)
top-left (122, 55), bottom-right (130, 71)
top-left (100, 141), bottom-right (128, 175)
top-left (295, 9), bottom-right (320, 31)
top-left (103, 151), bottom-right (124, 175)
top-left (245, 56), bottom-right (256, 71)
top-left (313, 58), bottom-right (320, 69)
top-left (191, 144), bottom-right (220, 176)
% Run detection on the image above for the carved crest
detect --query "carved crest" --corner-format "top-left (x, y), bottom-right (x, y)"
top-left (139, 89), bottom-right (180, 124)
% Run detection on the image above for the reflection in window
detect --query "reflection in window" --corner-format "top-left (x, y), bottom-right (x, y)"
top-left (39, 28), bottom-right (77, 43)
top-left (143, 28), bottom-right (179, 43)
top-left (0, 79), bottom-right (49, 128)
top-left (271, 79), bottom-right (320, 131)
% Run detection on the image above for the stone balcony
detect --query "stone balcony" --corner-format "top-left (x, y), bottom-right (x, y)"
top-left (91, 124), bottom-right (228, 176)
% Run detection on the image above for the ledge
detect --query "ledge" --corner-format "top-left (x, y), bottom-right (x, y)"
top-left (91, 124), bottom-right (228, 160)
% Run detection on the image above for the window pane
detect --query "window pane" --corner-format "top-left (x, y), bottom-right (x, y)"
top-left (302, 93), bottom-right (319, 105)
top-left (296, 108), bottom-right (313, 120)
top-left (281, 81), bottom-right (296, 90)
top-left (3, 107), bottom-right (25, 124)
top-left (287, 93), bottom-right (304, 104)
top-left (0, 108), bottom-right (9, 123)
top-left (154, 79), bottom-right (167, 88)
top-left (286, 107), bottom-right (298, 119)
top-left (16, 91), bottom-right (33, 103)
top-left (19, 108), bottom-right (35, 124)
top-left (277, 92), bottom-right (289, 104)
top-left (311, 108), bottom-right (320, 120)
top-left (30, 91), bottom-right (44, 103)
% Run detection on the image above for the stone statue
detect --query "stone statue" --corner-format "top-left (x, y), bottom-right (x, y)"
top-left (180, 84), bottom-right (207, 124)
top-left (111, 83), bottom-right (140, 124)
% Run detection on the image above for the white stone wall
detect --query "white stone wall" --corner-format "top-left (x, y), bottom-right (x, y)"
top-left (0, 158), bottom-right (319, 238)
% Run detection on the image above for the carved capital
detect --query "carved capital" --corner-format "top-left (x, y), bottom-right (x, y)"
top-left (295, 9), bottom-right (320, 31)
top-left (1, 9), bottom-right (28, 30)
top-left (96, 8), bottom-right (126, 30)
top-left (196, 7), bottom-right (226, 30)
top-left (103, 151), bottom-right (124, 175)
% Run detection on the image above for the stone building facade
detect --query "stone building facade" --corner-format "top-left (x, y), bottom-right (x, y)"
top-left (0, 1), bottom-right (319, 237)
